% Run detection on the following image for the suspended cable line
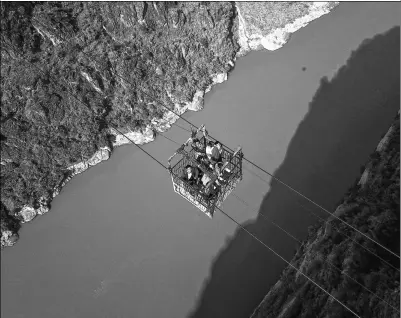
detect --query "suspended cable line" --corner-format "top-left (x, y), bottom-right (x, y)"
top-left (232, 193), bottom-right (400, 314)
top-left (243, 163), bottom-right (274, 186)
top-left (139, 126), bottom-right (400, 314)
top-left (3, 39), bottom-right (364, 318)
top-left (232, 193), bottom-right (301, 244)
top-left (8, 16), bottom-right (398, 317)
top-left (295, 200), bottom-right (400, 273)
top-left (29, 17), bottom-right (399, 260)
top-left (158, 132), bottom-right (400, 313)
top-left (1, 39), bottom-right (168, 171)
top-left (130, 126), bottom-right (364, 318)
top-left (242, 160), bottom-right (400, 273)
top-left (156, 133), bottom-right (182, 146)
top-left (173, 122), bottom-right (192, 133)
top-left (241, 160), bottom-right (401, 260)
top-left (213, 205), bottom-right (361, 318)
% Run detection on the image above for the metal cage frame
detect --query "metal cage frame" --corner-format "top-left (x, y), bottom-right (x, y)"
top-left (168, 126), bottom-right (243, 218)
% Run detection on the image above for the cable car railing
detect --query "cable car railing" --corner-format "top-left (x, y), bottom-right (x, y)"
top-left (3, 29), bottom-right (399, 316)
top-left (168, 125), bottom-right (243, 217)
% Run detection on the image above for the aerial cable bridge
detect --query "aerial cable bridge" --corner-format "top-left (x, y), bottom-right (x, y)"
top-left (30, 17), bottom-right (398, 261)
top-left (2, 22), bottom-right (399, 317)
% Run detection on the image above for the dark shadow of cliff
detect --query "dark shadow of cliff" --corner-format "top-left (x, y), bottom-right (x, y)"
top-left (188, 26), bottom-right (400, 318)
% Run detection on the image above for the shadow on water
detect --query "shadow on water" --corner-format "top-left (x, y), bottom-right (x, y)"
top-left (188, 26), bottom-right (400, 318)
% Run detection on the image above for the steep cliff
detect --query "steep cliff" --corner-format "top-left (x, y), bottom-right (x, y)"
top-left (251, 114), bottom-right (400, 318)
top-left (0, 2), bottom-right (340, 249)
top-left (0, 1), bottom-right (239, 248)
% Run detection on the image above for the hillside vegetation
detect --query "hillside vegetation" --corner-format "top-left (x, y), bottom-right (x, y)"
top-left (251, 114), bottom-right (400, 318)
top-left (0, 1), bottom-right (239, 247)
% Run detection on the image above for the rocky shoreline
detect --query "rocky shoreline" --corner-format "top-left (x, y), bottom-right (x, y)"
top-left (1, 2), bottom-right (339, 248)
top-left (236, 2), bottom-right (339, 56)
top-left (11, 70), bottom-right (230, 232)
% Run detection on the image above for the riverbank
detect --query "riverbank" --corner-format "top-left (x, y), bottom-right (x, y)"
top-left (2, 3), bottom-right (399, 318)
top-left (1, 2), bottom-right (238, 248)
top-left (250, 113), bottom-right (400, 317)
top-left (0, 2), bottom-right (339, 248)
top-left (236, 2), bottom-right (339, 55)
top-left (7, 70), bottom-right (229, 230)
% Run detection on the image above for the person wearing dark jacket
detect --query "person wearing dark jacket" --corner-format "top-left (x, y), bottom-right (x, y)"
top-left (182, 164), bottom-right (203, 187)
top-left (191, 138), bottom-right (208, 165)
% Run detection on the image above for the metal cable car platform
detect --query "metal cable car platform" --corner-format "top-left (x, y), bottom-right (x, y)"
top-left (168, 125), bottom-right (243, 218)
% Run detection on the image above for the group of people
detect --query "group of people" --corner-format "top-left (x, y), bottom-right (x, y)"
top-left (181, 129), bottom-right (230, 200)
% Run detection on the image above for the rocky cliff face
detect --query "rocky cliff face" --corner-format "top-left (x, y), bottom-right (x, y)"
top-left (236, 2), bottom-right (339, 55)
top-left (0, 1), bottom-right (239, 248)
top-left (0, 2), bottom-right (339, 248)
top-left (250, 114), bottom-right (400, 318)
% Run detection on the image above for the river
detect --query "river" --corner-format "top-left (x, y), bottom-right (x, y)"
top-left (1, 3), bottom-right (400, 318)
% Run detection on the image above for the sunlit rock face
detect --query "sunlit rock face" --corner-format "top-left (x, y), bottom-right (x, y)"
top-left (0, 1), bottom-right (340, 248)
top-left (1, 230), bottom-right (19, 248)
top-left (17, 206), bottom-right (37, 223)
top-left (0, 2), bottom-right (239, 248)
top-left (236, 2), bottom-right (339, 56)
top-left (67, 147), bottom-right (111, 176)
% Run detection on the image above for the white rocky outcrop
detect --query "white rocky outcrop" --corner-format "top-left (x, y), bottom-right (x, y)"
top-left (111, 126), bottom-right (156, 147)
top-left (277, 296), bottom-right (298, 318)
top-left (15, 147), bottom-right (111, 224)
top-left (81, 71), bottom-right (102, 93)
top-left (33, 25), bottom-right (62, 46)
top-left (1, 230), bottom-right (18, 248)
top-left (357, 120), bottom-right (398, 189)
top-left (358, 168), bottom-right (371, 187)
top-left (17, 206), bottom-right (37, 223)
top-left (376, 126), bottom-right (394, 152)
top-left (207, 73), bottom-right (228, 92)
top-left (186, 90), bottom-right (205, 111)
top-left (236, 2), bottom-right (339, 55)
top-left (67, 146), bottom-right (111, 176)
top-left (332, 202), bottom-right (359, 218)
top-left (114, 70), bottom-right (231, 140)
top-left (0, 158), bottom-right (13, 165)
